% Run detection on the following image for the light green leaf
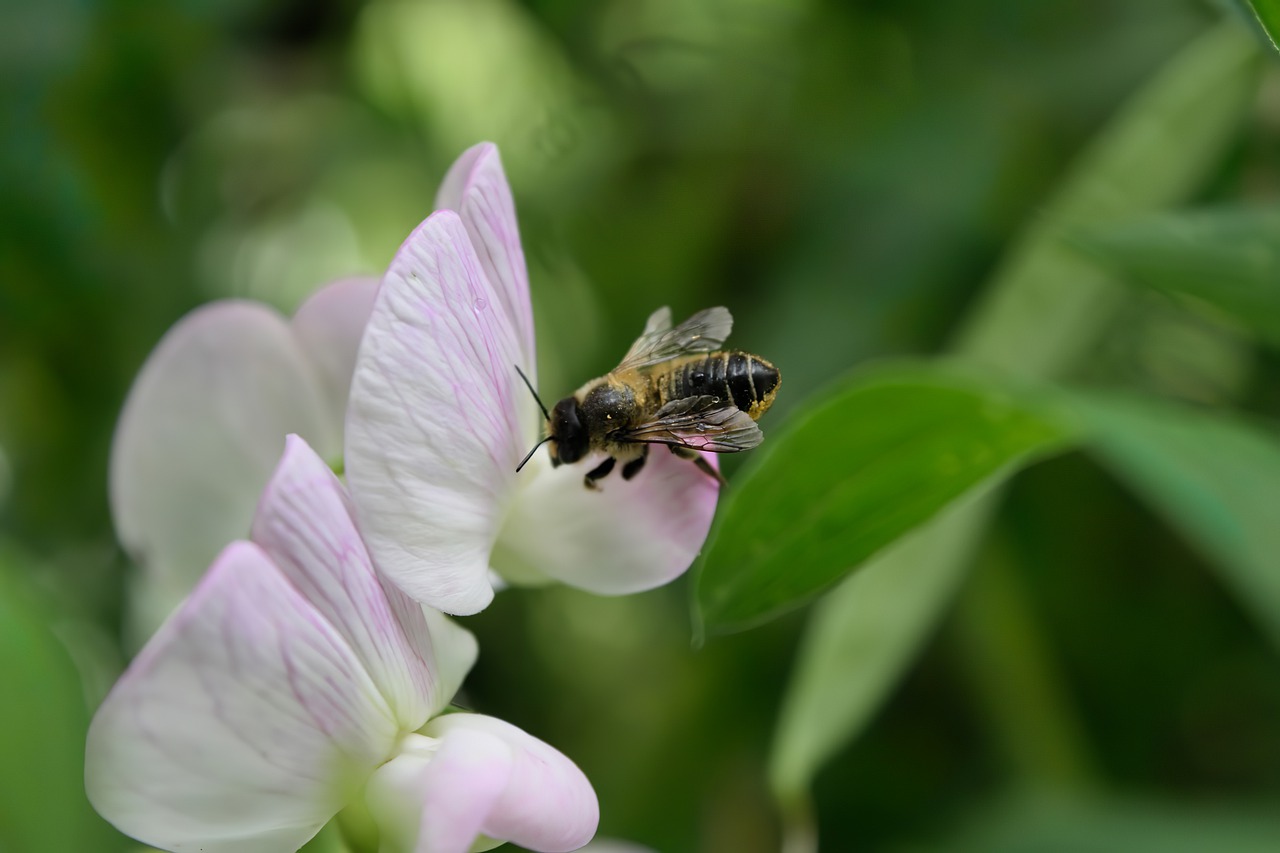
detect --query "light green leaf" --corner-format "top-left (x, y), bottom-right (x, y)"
top-left (768, 20), bottom-right (1263, 826)
top-left (953, 22), bottom-right (1261, 378)
top-left (695, 366), bottom-right (1072, 635)
top-left (1239, 0), bottom-right (1280, 54)
top-left (769, 490), bottom-right (994, 805)
top-left (1075, 206), bottom-right (1280, 346)
top-left (1072, 391), bottom-right (1280, 651)
top-left (0, 550), bottom-right (124, 853)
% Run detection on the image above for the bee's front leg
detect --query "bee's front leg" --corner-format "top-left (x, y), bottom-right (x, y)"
top-left (584, 456), bottom-right (616, 490)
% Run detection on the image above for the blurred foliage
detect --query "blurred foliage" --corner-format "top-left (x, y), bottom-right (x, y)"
top-left (5, 0), bottom-right (1280, 852)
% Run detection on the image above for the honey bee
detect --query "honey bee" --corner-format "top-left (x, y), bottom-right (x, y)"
top-left (516, 306), bottom-right (780, 488)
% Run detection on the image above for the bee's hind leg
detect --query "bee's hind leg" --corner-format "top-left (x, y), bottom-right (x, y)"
top-left (584, 456), bottom-right (616, 490)
top-left (621, 446), bottom-right (650, 481)
top-left (668, 446), bottom-right (728, 487)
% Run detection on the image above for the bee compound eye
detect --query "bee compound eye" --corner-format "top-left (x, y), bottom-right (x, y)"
top-left (550, 397), bottom-right (588, 464)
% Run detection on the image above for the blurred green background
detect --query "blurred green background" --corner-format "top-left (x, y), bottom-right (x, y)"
top-left (5, 0), bottom-right (1280, 851)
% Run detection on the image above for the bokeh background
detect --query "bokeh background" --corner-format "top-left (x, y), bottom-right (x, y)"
top-left (4, 0), bottom-right (1280, 851)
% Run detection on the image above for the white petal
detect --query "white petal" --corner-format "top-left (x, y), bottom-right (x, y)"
top-left (423, 714), bottom-right (599, 853)
top-left (251, 435), bottom-right (477, 729)
top-left (111, 302), bottom-right (334, 635)
top-left (496, 449), bottom-right (720, 594)
top-left (435, 142), bottom-right (536, 377)
top-left (290, 277), bottom-right (381, 434)
top-left (345, 211), bottom-right (525, 615)
top-left (367, 716), bottom-right (598, 853)
top-left (86, 541), bottom-right (398, 853)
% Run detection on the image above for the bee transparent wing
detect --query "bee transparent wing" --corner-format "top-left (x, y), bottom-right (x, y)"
top-left (616, 394), bottom-right (763, 452)
top-left (616, 307), bottom-right (733, 371)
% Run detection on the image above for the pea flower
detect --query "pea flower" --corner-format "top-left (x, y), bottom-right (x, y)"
top-left (111, 276), bottom-right (379, 636)
top-left (344, 143), bottom-right (720, 615)
top-left (112, 142), bottom-right (719, 626)
top-left (86, 435), bottom-right (598, 853)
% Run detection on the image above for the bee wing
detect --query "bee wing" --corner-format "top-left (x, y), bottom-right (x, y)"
top-left (615, 394), bottom-right (763, 453)
top-left (616, 307), bottom-right (733, 371)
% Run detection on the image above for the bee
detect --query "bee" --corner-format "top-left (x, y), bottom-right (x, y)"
top-left (516, 306), bottom-right (780, 488)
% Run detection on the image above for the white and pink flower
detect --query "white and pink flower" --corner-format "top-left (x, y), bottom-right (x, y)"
top-left (87, 435), bottom-right (598, 853)
top-left (113, 143), bottom-right (720, 622)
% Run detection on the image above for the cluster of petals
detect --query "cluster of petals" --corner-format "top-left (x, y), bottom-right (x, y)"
top-left (112, 142), bottom-right (721, 625)
top-left (87, 436), bottom-right (598, 852)
top-left (94, 142), bottom-right (723, 852)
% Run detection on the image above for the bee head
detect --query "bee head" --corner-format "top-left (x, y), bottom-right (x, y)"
top-left (548, 396), bottom-right (588, 466)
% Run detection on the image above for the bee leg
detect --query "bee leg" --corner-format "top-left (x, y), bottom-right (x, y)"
top-left (621, 446), bottom-right (649, 481)
top-left (584, 456), bottom-right (616, 490)
top-left (668, 446), bottom-right (728, 487)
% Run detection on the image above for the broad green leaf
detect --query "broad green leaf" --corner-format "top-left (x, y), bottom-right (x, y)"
top-left (953, 22), bottom-right (1260, 377)
top-left (1075, 206), bottom-right (1280, 346)
top-left (1072, 391), bottom-right (1280, 651)
top-left (0, 550), bottom-right (124, 853)
top-left (1240, 0), bottom-right (1280, 54)
top-left (769, 490), bottom-right (994, 805)
top-left (695, 366), bottom-right (1072, 634)
top-left (768, 21), bottom-right (1262, 826)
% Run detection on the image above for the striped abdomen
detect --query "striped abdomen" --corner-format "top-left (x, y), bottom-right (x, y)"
top-left (667, 351), bottom-right (780, 420)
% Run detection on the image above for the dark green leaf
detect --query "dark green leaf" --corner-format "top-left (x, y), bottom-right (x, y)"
top-left (1076, 206), bottom-right (1280, 346)
top-left (1073, 391), bottom-right (1280, 650)
top-left (694, 366), bottom-right (1072, 634)
top-left (768, 23), bottom-right (1262, 820)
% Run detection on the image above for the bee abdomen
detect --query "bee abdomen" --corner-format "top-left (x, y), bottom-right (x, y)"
top-left (672, 352), bottom-right (780, 420)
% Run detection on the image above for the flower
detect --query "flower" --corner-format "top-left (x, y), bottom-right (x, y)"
top-left (86, 435), bottom-right (598, 853)
top-left (344, 143), bottom-right (720, 615)
top-left (111, 276), bottom-right (379, 637)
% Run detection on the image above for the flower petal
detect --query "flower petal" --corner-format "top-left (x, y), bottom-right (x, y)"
top-left (367, 730), bottom-right (511, 853)
top-left (345, 211), bottom-right (526, 615)
top-left (290, 276), bottom-right (381, 432)
top-left (425, 714), bottom-right (599, 853)
top-left (435, 142), bottom-right (536, 376)
top-left (111, 302), bottom-right (335, 635)
top-left (496, 449), bottom-right (720, 594)
top-left (86, 541), bottom-right (398, 852)
top-left (368, 716), bottom-right (598, 853)
top-left (251, 435), bottom-right (477, 729)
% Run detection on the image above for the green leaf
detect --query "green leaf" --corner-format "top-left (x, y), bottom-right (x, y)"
top-left (766, 21), bottom-right (1263, 827)
top-left (953, 22), bottom-right (1261, 377)
top-left (768, 490), bottom-right (995, 805)
top-left (1240, 0), bottom-right (1280, 54)
top-left (1071, 391), bottom-right (1280, 651)
top-left (0, 549), bottom-right (125, 853)
top-left (694, 366), bottom-right (1072, 634)
top-left (1075, 206), bottom-right (1280, 346)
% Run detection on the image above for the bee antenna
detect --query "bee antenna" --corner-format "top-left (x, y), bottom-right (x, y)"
top-left (514, 364), bottom-right (550, 420)
top-left (516, 437), bottom-right (551, 473)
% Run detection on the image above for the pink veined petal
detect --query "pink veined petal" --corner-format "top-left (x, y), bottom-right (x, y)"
top-left (250, 435), bottom-right (477, 730)
top-left (345, 210), bottom-right (526, 615)
top-left (435, 142), bottom-right (536, 378)
top-left (367, 730), bottom-right (512, 853)
top-left (496, 449), bottom-right (721, 595)
top-left (85, 541), bottom-right (398, 853)
top-left (423, 714), bottom-right (599, 853)
top-left (290, 276), bottom-right (381, 434)
top-left (111, 302), bottom-right (335, 636)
